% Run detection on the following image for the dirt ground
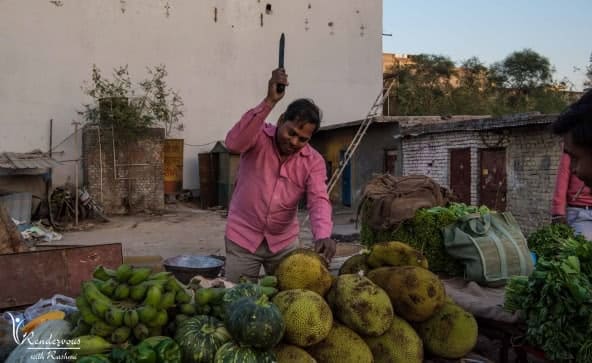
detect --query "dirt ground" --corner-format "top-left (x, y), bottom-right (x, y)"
top-left (45, 201), bottom-right (357, 260)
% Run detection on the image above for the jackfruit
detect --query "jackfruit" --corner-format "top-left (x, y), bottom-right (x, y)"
top-left (332, 274), bottom-right (393, 336)
top-left (417, 302), bottom-right (478, 359)
top-left (306, 323), bottom-right (373, 363)
top-left (275, 250), bottom-right (333, 296)
top-left (365, 315), bottom-right (423, 363)
top-left (338, 254), bottom-right (370, 275)
top-left (367, 265), bottom-right (445, 322)
top-left (273, 343), bottom-right (317, 363)
top-left (367, 241), bottom-right (429, 269)
top-left (272, 289), bottom-right (333, 347)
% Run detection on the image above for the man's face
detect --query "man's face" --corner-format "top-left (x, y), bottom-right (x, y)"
top-left (276, 119), bottom-right (315, 156)
top-left (564, 132), bottom-right (592, 188)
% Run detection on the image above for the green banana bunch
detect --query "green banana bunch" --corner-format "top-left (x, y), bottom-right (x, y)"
top-left (133, 323), bottom-right (150, 341)
top-left (97, 279), bottom-right (118, 297)
top-left (90, 320), bottom-right (115, 337)
top-left (76, 335), bottom-right (113, 356)
top-left (115, 264), bottom-right (133, 283)
top-left (146, 309), bottom-right (168, 328)
top-left (113, 283), bottom-right (130, 300)
top-left (104, 306), bottom-right (125, 327)
top-left (178, 303), bottom-right (196, 316)
top-left (159, 291), bottom-right (176, 309)
top-left (110, 326), bottom-right (131, 344)
top-left (165, 277), bottom-right (183, 292)
top-left (76, 296), bottom-right (101, 325)
top-left (130, 282), bottom-right (149, 301)
top-left (91, 298), bottom-right (111, 319)
top-left (148, 271), bottom-right (172, 281)
top-left (128, 267), bottom-right (152, 285)
top-left (123, 309), bottom-right (139, 328)
top-left (137, 305), bottom-right (158, 324)
top-left (175, 290), bottom-right (191, 304)
top-left (82, 281), bottom-right (111, 305)
top-left (92, 266), bottom-right (116, 281)
top-left (144, 284), bottom-right (163, 308)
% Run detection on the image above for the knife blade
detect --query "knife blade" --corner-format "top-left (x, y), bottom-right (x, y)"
top-left (277, 33), bottom-right (285, 93)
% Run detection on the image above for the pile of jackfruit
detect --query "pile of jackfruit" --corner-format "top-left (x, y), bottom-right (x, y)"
top-left (272, 242), bottom-right (479, 362)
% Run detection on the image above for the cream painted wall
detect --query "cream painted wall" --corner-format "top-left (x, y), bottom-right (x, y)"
top-left (0, 0), bottom-right (382, 190)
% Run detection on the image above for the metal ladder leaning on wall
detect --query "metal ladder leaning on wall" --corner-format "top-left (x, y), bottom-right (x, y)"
top-left (302, 77), bottom-right (395, 225)
top-left (325, 77), bottom-right (396, 196)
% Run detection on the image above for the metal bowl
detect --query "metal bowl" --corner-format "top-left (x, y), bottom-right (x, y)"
top-left (163, 255), bottom-right (225, 283)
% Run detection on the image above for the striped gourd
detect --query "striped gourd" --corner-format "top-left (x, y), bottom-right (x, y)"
top-left (175, 315), bottom-right (231, 363)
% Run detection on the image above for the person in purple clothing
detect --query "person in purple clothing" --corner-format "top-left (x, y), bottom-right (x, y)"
top-left (223, 68), bottom-right (336, 282)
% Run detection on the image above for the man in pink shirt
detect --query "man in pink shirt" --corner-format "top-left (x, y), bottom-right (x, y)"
top-left (551, 153), bottom-right (592, 240)
top-left (552, 90), bottom-right (592, 241)
top-left (223, 68), bottom-right (335, 282)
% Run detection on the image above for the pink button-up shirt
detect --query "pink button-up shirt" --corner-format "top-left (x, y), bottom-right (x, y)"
top-left (224, 100), bottom-right (333, 253)
top-left (551, 153), bottom-right (592, 216)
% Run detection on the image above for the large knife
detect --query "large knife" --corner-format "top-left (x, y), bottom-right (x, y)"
top-left (277, 33), bottom-right (285, 93)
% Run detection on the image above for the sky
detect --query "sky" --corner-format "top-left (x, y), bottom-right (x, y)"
top-left (383, 0), bottom-right (591, 91)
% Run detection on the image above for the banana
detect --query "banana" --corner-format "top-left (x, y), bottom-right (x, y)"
top-left (90, 320), bottom-right (115, 337)
top-left (113, 284), bottom-right (130, 300)
top-left (146, 309), bottom-right (168, 328)
top-left (137, 305), bottom-right (158, 324)
top-left (98, 279), bottom-right (118, 297)
top-left (127, 267), bottom-right (152, 285)
top-left (123, 309), bottom-right (139, 328)
top-left (110, 326), bottom-right (131, 344)
top-left (79, 304), bottom-right (100, 325)
top-left (115, 264), bottom-right (133, 283)
top-left (144, 284), bottom-right (163, 308)
top-left (93, 266), bottom-right (116, 281)
top-left (76, 335), bottom-right (113, 356)
top-left (165, 277), bottom-right (183, 292)
top-left (179, 303), bottom-right (196, 316)
top-left (104, 306), bottom-right (125, 327)
top-left (91, 298), bottom-right (111, 319)
top-left (130, 283), bottom-right (149, 301)
top-left (133, 323), bottom-right (150, 341)
top-left (175, 290), bottom-right (191, 304)
top-left (159, 291), bottom-right (176, 309)
top-left (147, 271), bottom-right (172, 280)
top-left (82, 281), bottom-right (111, 305)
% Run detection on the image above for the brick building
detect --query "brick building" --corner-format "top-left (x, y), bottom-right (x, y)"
top-left (82, 126), bottom-right (165, 214)
top-left (399, 113), bottom-right (561, 234)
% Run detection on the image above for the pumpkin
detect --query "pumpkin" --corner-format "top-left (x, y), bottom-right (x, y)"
top-left (225, 295), bottom-right (285, 349)
top-left (222, 283), bottom-right (262, 308)
top-left (6, 320), bottom-right (72, 363)
top-left (174, 315), bottom-right (231, 363)
top-left (214, 341), bottom-right (276, 363)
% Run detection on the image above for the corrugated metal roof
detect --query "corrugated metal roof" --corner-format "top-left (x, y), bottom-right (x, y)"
top-left (399, 113), bottom-right (558, 137)
top-left (0, 152), bottom-right (61, 169)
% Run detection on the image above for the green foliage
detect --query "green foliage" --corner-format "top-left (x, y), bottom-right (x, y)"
top-left (385, 49), bottom-right (569, 116)
top-left (527, 223), bottom-right (586, 261)
top-left (360, 203), bottom-right (463, 276)
top-left (79, 64), bottom-right (184, 139)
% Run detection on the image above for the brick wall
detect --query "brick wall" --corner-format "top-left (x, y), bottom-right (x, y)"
top-left (401, 126), bottom-right (562, 235)
top-left (82, 127), bottom-right (165, 214)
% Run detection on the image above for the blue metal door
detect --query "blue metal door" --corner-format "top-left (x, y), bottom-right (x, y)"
top-left (340, 150), bottom-right (352, 206)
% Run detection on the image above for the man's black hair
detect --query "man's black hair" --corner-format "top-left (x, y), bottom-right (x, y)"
top-left (284, 98), bottom-right (322, 133)
top-left (552, 90), bottom-right (592, 148)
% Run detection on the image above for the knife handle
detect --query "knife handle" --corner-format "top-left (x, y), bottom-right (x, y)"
top-left (276, 84), bottom-right (285, 93)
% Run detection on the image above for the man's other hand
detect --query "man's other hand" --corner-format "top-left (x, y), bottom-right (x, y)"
top-left (314, 238), bottom-right (336, 263)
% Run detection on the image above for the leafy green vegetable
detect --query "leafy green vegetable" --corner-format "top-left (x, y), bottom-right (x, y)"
top-left (527, 223), bottom-right (586, 261)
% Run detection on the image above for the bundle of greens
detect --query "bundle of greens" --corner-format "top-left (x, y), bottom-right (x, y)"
top-left (505, 233), bottom-right (592, 362)
top-left (426, 202), bottom-right (490, 219)
top-left (527, 223), bottom-right (586, 261)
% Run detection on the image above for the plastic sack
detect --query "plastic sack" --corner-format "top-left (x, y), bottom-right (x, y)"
top-left (23, 294), bottom-right (77, 321)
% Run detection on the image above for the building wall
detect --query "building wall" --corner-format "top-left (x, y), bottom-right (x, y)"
top-left (312, 122), bottom-right (400, 207)
top-left (401, 127), bottom-right (562, 235)
top-left (0, 0), bottom-right (382, 191)
top-left (82, 127), bottom-right (165, 214)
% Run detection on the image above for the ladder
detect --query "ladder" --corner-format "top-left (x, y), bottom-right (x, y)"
top-left (325, 77), bottom-right (396, 195)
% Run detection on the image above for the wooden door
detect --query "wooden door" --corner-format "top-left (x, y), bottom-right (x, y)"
top-left (199, 153), bottom-right (219, 208)
top-left (479, 148), bottom-right (507, 211)
top-left (449, 148), bottom-right (471, 204)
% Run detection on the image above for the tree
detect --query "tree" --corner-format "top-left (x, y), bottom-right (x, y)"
top-left (585, 52), bottom-right (592, 91)
top-left (488, 48), bottom-right (553, 90)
